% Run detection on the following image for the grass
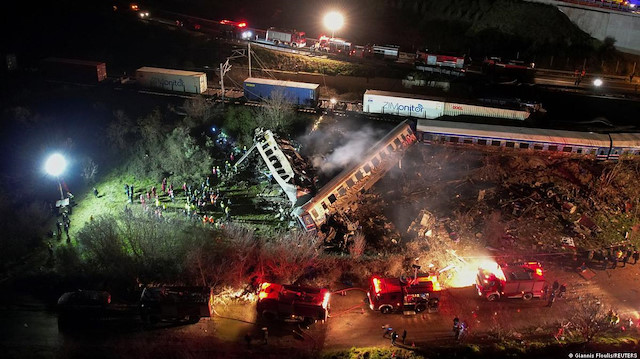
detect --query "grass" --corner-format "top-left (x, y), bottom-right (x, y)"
top-left (321, 346), bottom-right (424, 359)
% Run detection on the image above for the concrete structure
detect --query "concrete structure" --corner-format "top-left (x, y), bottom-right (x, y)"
top-left (528, 0), bottom-right (640, 54)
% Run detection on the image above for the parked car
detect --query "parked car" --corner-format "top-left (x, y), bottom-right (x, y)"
top-left (57, 290), bottom-right (112, 329)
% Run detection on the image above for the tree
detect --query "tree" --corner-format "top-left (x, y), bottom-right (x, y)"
top-left (81, 157), bottom-right (99, 185)
top-left (223, 106), bottom-right (257, 149)
top-left (182, 96), bottom-right (216, 128)
top-left (255, 89), bottom-right (295, 132)
top-left (163, 127), bottom-right (213, 183)
top-left (568, 295), bottom-right (610, 342)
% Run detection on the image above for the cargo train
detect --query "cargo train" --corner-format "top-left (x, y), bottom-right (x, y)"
top-left (243, 78), bottom-right (319, 106)
top-left (41, 58), bottom-right (107, 84)
top-left (362, 90), bottom-right (532, 121)
top-left (136, 67), bottom-right (207, 94)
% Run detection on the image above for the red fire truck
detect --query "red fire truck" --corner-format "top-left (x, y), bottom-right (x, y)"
top-left (367, 274), bottom-right (441, 314)
top-left (257, 283), bottom-right (330, 323)
top-left (315, 35), bottom-right (353, 54)
top-left (475, 261), bottom-right (546, 301)
top-left (265, 28), bottom-right (307, 48)
top-left (416, 51), bottom-right (466, 69)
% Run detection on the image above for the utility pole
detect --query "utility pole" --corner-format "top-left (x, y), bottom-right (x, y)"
top-left (248, 41), bottom-right (252, 78)
top-left (219, 59), bottom-right (231, 102)
top-left (218, 49), bottom-right (246, 102)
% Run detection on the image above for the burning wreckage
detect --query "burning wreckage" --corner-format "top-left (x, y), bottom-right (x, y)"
top-left (236, 121), bottom-right (417, 248)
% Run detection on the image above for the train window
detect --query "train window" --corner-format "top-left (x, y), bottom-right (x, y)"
top-left (394, 138), bottom-right (402, 147)
top-left (519, 143), bottom-right (529, 149)
top-left (548, 145), bottom-right (558, 152)
top-left (328, 194), bottom-right (337, 204)
top-left (355, 171), bottom-right (364, 181)
top-left (372, 157), bottom-right (380, 166)
top-left (401, 134), bottom-right (406, 142)
top-left (380, 150), bottom-right (387, 159)
top-left (338, 186), bottom-right (347, 196)
top-left (322, 202), bottom-right (328, 211)
top-left (563, 147), bottom-right (572, 153)
top-left (346, 178), bottom-right (355, 188)
top-left (590, 149), bottom-right (597, 155)
top-left (533, 144), bottom-right (543, 151)
top-left (576, 148), bottom-right (583, 154)
top-left (387, 144), bottom-right (394, 153)
top-left (363, 164), bottom-right (372, 173)
top-left (506, 142), bottom-right (515, 148)
top-left (449, 137), bottom-right (459, 143)
top-left (311, 209), bottom-right (318, 218)
top-left (491, 140), bottom-right (501, 147)
top-left (477, 139), bottom-right (487, 146)
top-left (463, 138), bottom-right (473, 144)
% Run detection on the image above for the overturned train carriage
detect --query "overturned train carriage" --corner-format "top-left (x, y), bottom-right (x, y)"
top-left (293, 120), bottom-right (416, 233)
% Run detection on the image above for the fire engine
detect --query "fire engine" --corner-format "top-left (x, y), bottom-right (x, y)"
top-left (257, 283), bottom-right (330, 323)
top-left (416, 51), bottom-right (466, 69)
top-left (315, 35), bottom-right (352, 54)
top-left (266, 28), bottom-right (307, 48)
top-left (475, 261), bottom-right (546, 301)
top-left (367, 274), bottom-right (441, 314)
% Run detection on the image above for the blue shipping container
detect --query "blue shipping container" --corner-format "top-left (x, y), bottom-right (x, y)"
top-left (244, 77), bottom-right (319, 106)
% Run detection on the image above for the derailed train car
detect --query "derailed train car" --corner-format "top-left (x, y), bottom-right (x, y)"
top-left (416, 119), bottom-right (640, 161)
top-left (293, 120), bottom-right (416, 233)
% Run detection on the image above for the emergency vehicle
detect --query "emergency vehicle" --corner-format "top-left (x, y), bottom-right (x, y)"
top-left (257, 283), bottom-right (330, 323)
top-left (367, 274), bottom-right (441, 314)
top-left (475, 261), bottom-right (546, 301)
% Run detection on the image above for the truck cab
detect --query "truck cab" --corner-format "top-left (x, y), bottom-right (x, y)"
top-left (367, 275), bottom-right (440, 314)
top-left (140, 286), bottom-right (213, 325)
top-left (257, 283), bottom-right (330, 324)
top-left (476, 261), bottom-right (545, 301)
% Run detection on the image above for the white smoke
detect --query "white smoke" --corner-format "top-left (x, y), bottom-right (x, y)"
top-left (311, 126), bottom-right (385, 175)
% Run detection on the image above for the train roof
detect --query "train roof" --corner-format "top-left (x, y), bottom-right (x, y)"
top-left (43, 57), bottom-right (106, 66)
top-left (608, 133), bottom-right (640, 148)
top-left (244, 77), bottom-right (319, 90)
top-left (417, 120), bottom-right (611, 148)
top-left (137, 67), bottom-right (205, 77)
top-left (364, 90), bottom-right (526, 111)
top-left (298, 120), bottom-right (412, 211)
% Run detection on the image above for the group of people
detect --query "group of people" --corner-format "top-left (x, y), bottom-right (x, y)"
top-left (382, 325), bottom-right (409, 346)
top-left (587, 245), bottom-right (639, 270)
top-left (55, 210), bottom-right (71, 243)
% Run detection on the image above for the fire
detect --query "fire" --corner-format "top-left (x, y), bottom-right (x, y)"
top-left (444, 257), bottom-right (504, 288)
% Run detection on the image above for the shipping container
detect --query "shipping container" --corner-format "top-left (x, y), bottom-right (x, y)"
top-left (244, 77), bottom-right (319, 106)
top-left (135, 67), bottom-right (207, 94)
top-left (443, 102), bottom-right (529, 121)
top-left (363, 90), bottom-right (445, 118)
top-left (41, 58), bottom-right (107, 83)
top-left (363, 90), bottom-right (530, 121)
top-left (372, 45), bottom-right (399, 60)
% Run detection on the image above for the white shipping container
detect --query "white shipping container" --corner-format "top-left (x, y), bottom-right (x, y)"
top-left (135, 67), bottom-right (207, 94)
top-left (363, 90), bottom-right (444, 119)
top-left (443, 102), bottom-right (529, 121)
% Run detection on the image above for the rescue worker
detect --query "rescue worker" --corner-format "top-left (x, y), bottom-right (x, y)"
top-left (93, 187), bottom-right (99, 198)
top-left (453, 317), bottom-right (461, 339)
top-left (552, 280), bottom-right (559, 292)
top-left (547, 290), bottom-right (556, 307)
top-left (56, 221), bottom-right (62, 239)
top-left (622, 253), bottom-right (629, 267)
top-left (391, 331), bottom-right (398, 345)
top-left (402, 329), bottom-right (407, 344)
top-left (633, 248), bottom-right (639, 265)
top-left (244, 332), bottom-right (251, 349)
top-left (558, 284), bottom-right (567, 299)
top-left (262, 327), bottom-right (268, 345)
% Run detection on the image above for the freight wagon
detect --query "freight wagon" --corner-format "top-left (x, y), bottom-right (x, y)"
top-left (135, 67), bottom-right (207, 94)
top-left (363, 90), bottom-right (530, 121)
top-left (41, 58), bottom-right (107, 84)
top-left (243, 77), bottom-right (319, 106)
